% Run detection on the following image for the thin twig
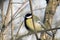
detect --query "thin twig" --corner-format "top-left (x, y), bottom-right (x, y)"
top-left (29, 0), bottom-right (39, 40)
top-left (15, 21), bottom-right (24, 38)
top-left (4, 0), bottom-right (11, 26)
top-left (16, 27), bottom-right (60, 40)
top-left (11, 0), bottom-right (14, 40)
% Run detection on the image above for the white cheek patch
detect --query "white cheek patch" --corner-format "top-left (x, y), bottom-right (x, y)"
top-left (26, 16), bottom-right (32, 18)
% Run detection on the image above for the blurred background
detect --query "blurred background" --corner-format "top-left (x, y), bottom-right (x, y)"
top-left (0, 0), bottom-right (60, 40)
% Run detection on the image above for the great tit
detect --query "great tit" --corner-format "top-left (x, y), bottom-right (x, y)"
top-left (24, 13), bottom-right (42, 32)
top-left (24, 13), bottom-right (42, 40)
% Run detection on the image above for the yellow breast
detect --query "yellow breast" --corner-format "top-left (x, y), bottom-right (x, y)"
top-left (26, 18), bottom-right (42, 31)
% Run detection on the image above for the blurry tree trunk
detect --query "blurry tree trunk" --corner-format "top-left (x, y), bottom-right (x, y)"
top-left (41, 0), bottom-right (59, 40)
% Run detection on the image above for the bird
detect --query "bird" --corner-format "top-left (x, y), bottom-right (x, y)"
top-left (24, 13), bottom-right (42, 40)
top-left (24, 13), bottom-right (42, 32)
top-left (24, 13), bottom-right (52, 40)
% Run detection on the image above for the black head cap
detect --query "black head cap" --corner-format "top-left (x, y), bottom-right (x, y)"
top-left (25, 13), bottom-right (32, 19)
